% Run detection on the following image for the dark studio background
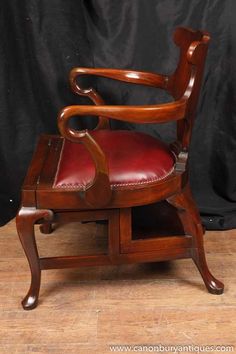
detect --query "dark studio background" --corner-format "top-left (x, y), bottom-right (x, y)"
top-left (0, 0), bottom-right (235, 229)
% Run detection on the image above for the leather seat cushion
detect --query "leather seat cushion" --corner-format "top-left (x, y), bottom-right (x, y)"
top-left (53, 130), bottom-right (175, 190)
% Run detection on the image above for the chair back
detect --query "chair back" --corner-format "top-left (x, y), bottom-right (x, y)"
top-left (167, 27), bottom-right (210, 149)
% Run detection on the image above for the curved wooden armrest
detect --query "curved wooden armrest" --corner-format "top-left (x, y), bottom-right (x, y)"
top-left (70, 67), bottom-right (169, 93)
top-left (69, 67), bottom-right (169, 130)
top-left (58, 99), bottom-right (186, 127)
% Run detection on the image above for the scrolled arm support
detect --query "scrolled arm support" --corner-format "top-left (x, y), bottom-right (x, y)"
top-left (70, 69), bottom-right (110, 129)
top-left (58, 107), bottom-right (112, 207)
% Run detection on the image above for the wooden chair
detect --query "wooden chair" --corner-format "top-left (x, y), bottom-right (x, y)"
top-left (16, 27), bottom-right (224, 310)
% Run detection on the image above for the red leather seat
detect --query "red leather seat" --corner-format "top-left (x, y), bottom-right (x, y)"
top-left (54, 130), bottom-right (175, 190)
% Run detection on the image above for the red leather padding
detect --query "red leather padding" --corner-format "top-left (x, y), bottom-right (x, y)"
top-left (53, 130), bottom-right (175, 190)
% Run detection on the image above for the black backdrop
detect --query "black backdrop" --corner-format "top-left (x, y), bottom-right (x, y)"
top-left (1, 0), bottom-right (235, 229)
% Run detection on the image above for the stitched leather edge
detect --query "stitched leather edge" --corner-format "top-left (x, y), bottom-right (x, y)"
top-left (53, 165), bottom-right (175, 190)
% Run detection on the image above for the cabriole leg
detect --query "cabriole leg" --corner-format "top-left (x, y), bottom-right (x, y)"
top-left (168, 184), bottom-right (224, 295)
top-left (16, 207), bottom-right (53, 310)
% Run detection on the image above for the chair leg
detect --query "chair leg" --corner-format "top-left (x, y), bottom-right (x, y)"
top-left (39, 222), bottom-right (53, 234)
top-left (16, 207), bottom-right (53, 310)
top-left (167, 184), bottom-right (224, 295)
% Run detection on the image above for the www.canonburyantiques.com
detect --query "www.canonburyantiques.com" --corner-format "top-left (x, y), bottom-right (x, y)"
top-left (109, 344), bottom-right (235, 353)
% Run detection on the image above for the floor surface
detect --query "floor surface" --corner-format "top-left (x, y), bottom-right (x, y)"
top-left (0, 219), bottom-right (235, 353)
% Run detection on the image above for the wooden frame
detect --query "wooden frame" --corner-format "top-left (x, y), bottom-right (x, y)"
top-left (16, 27), bottom-right (224, 310)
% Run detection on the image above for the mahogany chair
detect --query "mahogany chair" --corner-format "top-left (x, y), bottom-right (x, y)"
top-left (16, 27), bottom-right (224, 310)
